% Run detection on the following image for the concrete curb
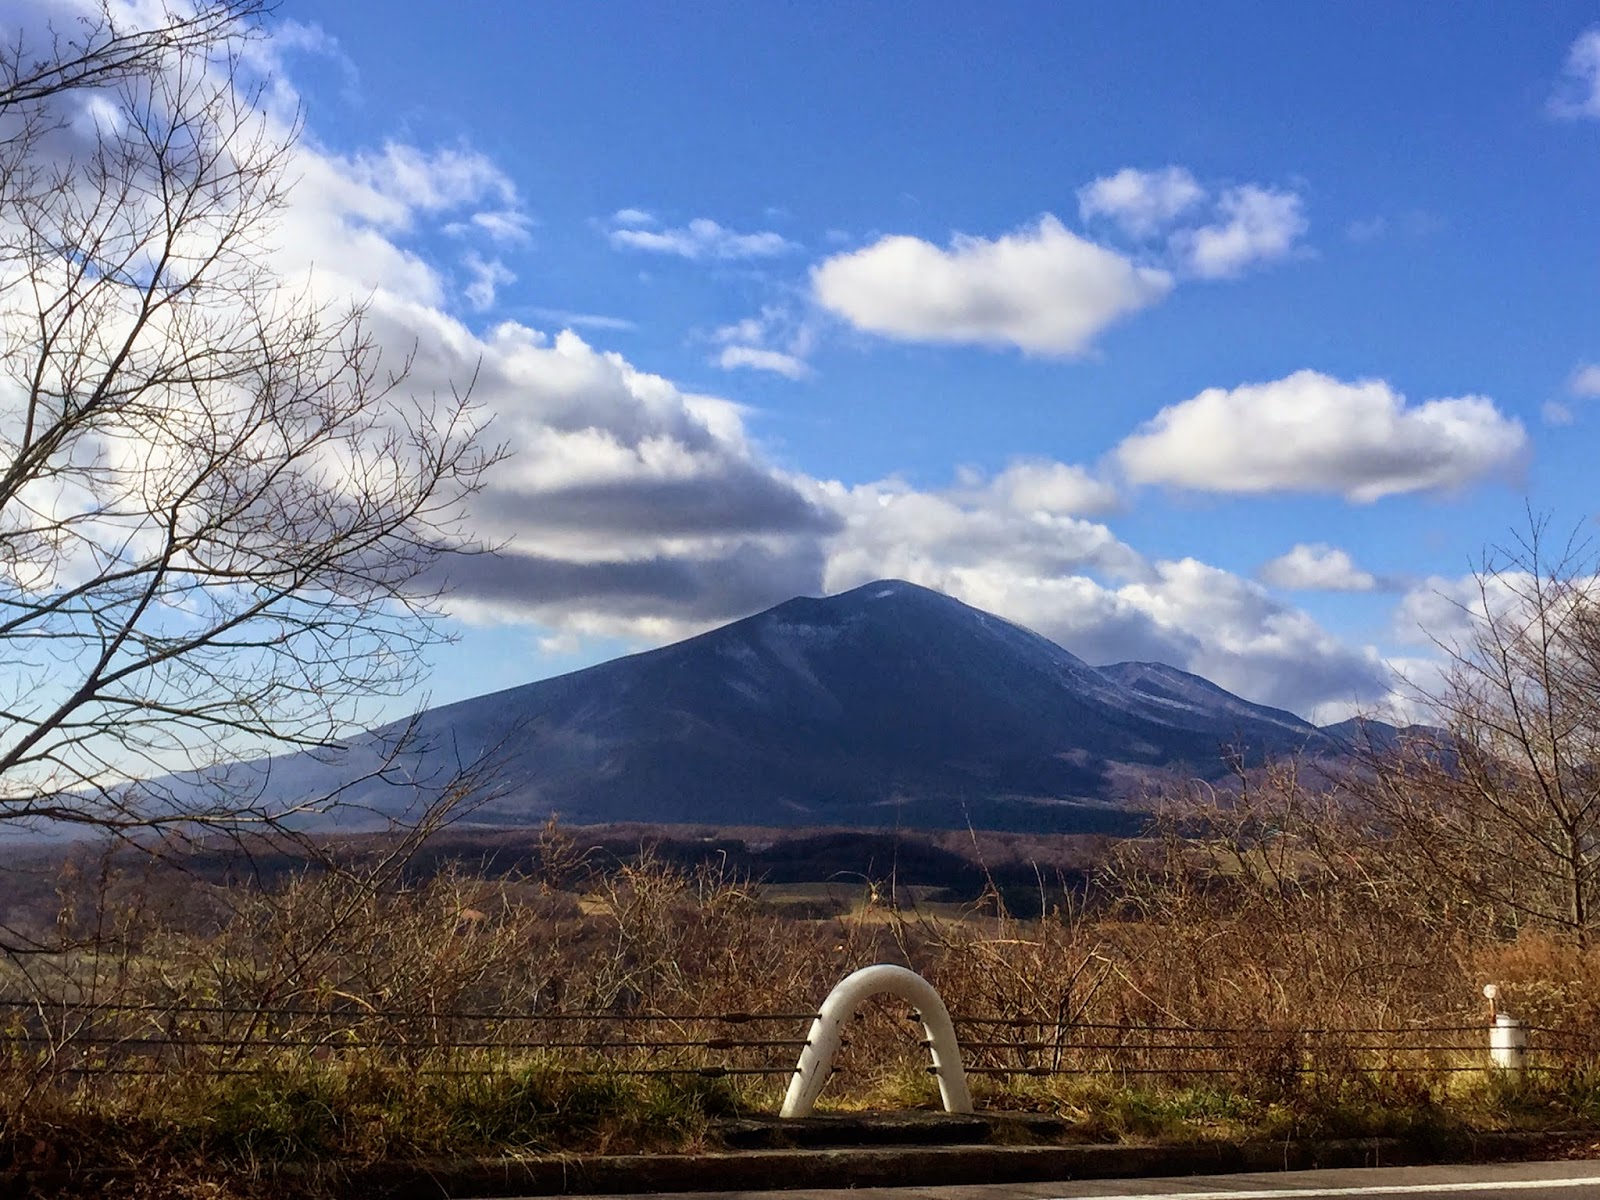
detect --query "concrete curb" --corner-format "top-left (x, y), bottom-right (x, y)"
top-left (281, 1129), bottom-right (1599, 1198)
top-left (9, 1128), bottom-right (1595, 1197)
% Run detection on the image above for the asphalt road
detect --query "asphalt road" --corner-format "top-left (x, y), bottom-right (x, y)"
top-left (571, 1159), bottom-right (1600, 1200)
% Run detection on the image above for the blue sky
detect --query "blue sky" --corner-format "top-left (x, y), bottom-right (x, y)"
top-left (258, 3), bottom-right (1600, 721)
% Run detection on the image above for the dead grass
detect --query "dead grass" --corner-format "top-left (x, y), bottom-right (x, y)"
top-left (4, 815), bottom-right (1600, 1195)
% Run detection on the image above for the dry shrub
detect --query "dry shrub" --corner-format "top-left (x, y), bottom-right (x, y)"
top-left (1471, 934), bottom-right (1600, 1030)
top-left (7, 793), bottom-right (1600, 1187)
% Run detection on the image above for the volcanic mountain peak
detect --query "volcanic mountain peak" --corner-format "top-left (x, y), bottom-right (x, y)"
top-left (170, 579), bottom-right (1384, 835)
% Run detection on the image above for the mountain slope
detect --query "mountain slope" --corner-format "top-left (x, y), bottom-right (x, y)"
top-left (1096, 661), bottom-right (1318, 742)
top-left (224, 580), bottom-right (1359, 834)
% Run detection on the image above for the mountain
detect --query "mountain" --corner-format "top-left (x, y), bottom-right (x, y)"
top-left (1318, 716), bottom-right (1443, 757)
top-left (205, 580), bottom-right (1381, 835)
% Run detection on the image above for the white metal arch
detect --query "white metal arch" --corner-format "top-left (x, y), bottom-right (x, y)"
top-left (781, 963), bottom-right (972, 1118)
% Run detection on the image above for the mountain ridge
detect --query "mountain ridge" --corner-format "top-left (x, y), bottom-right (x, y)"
top-left (195, 579), bottom-right (1392, 834)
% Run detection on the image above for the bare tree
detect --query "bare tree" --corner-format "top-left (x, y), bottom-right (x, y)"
top-left (0, 3), bottom-right (501, 843)
top-left (1353, 514), bottom-right (1600, 940)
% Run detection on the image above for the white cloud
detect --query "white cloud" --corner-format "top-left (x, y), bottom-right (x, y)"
top-left (1551, 28), bottom-right (1600, 119)
top-left (1386, 565), bottom-right (1600, 739)
top-left (1349, 654), bottom-right (1454, 728)
top-left (1390, 571), bottom-right (1547, 659)
top-left (1077, 166), bottom-right (1205, 238)
top-left (1392, 575), bottom-right (1479, 648)
top-left (817, 472), bottom-right (1142, 588)
top-left (1548, 364), bottom-right (1600, 424)
top-left (978, 460), bottom-right (1120, 516)
top-left (812, 215), bottom-right (1172, 356)
top-left (716, 346), bottom-right (809, 379)
top-left (462, 253), bottom-right (514, 311)
top-left (611, 208), bottom-right (655, 227)
top-left (1116, 558), bottom-right (1389, 714)
top-left (361, 315), bottom-right (838, 642)
top-left (707, 304), bottom-right (816, 378)
top-left (447, 209), bottom-right (534, 244)
top-left (809, 465), bottom-right (1139, 672)
top-left (278, 136), bottom-right (537, 312)
top-left (1172, 185), bottom-right (1307, 279)
top-left (1571, 363), bottom-right (1600, 397)
top-left (1260, 543), bottom-right (1378, 592)
top-left (1075, 167), bottom-right (1309, 278)
top-left (804, 171), bottom-right (1304, 366)
top-left (815, 488), bottom-right (1390, 715)
top-left (609, 217), bottom-right (797, 260)
top-left (1116, 370), bottom-right (1527, 502)
top-left (809, 464), bottom-right (1386, 716)
top-left (264, 19), bottom-right (355, 69)
top-left (339, 142), bottom-right (521, 220)
top-left (527, 308), bottom-right (636, 332)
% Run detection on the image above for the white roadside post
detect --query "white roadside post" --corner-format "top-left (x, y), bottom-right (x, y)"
top-left (782, 963), bottom-right (972, 1118)
top-left (1483, 984), bottom-right (1526, 1078)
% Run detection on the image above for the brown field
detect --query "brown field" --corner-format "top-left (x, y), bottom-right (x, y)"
top-left (1, 807), bottom-right (1598, 1197)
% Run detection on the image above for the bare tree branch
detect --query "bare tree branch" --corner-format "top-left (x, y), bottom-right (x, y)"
top-left (1350, 511), bottom-right (1600, 939)
top-left (0, 4), bottom-right (505, 853)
